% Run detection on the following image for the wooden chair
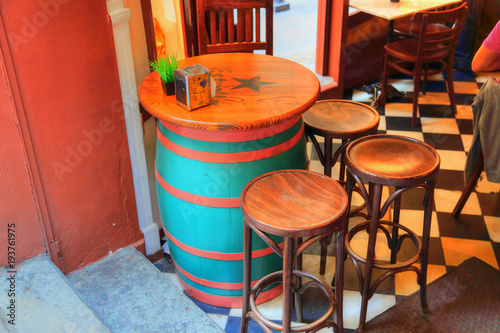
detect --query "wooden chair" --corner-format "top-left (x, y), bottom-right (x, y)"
top-left (379, 3), bottom-right (468, 126)
top-left (196, 0), bottom-right (273, 55)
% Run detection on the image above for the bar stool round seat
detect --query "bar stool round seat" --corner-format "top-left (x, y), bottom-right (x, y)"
top-left (240, 170), bottom-right (348, 333)
top-left (343, 134), bottom-right (440, 332)
top-left (347, 134), bottom-right (439, 185)
top-left (303, 99), bottom-right (379, 274)
top-left (304, 100), bottom-right (380, 142)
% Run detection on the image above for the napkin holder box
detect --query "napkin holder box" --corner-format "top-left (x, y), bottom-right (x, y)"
top-left (174, 64), bottom-right (211, 111)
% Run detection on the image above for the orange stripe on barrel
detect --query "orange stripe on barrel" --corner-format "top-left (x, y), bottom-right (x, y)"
top-left (156, 124), bottom-right (305, 163)
top-left (177, 276), bottom-right (283, 308)
top-left (163, 228), bottom-right (282, 261)
top-left (155, 166), bottom-right (240, 208)
top-left (173, 258), bottom-right (264, 290)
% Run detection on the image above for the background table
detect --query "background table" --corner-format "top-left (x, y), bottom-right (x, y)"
top-left (349, 0), bottom-right (462, 21)
top-left (139, 53), bottom-right (320, 307)
top-left (348, 0), bottom-right (462, 104)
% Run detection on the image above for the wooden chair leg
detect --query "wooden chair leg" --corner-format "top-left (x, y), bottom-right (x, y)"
top-left (380, 53), bottom-right (389, 106)
top-left (446, 65), bottom-right (458, 114)
top-left (412, 64), bottom-right (422, 126)
top-left (423, 63), bottom-right (429, 95)
top-left (452, 152), bottom-right (484, 218)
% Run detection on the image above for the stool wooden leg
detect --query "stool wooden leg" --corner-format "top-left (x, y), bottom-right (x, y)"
top-left (319, 235), bottom-right (331, 275)
top-left (419, 180), bottom-right (435, 314)
top-left (319, 137), bottom-right (333, 276)
top-left (335, 228), bottom-right (346, 332)
top-left (319, 137), bottom-right (338, 275)
top-left (294, 237), bottom-right (303, 322)
top-left (324, 137), bottom-right (333, 177)
top-left (390, 187), bottom-right (402, 265)
top-left (339, 140), bottom-right (347, 182)
top-left (359, 184), bottom-right (383, 332)
top-left (240, 223), bottom-right (252, 333)
top-left (282, 237), bottom-right (294, 333)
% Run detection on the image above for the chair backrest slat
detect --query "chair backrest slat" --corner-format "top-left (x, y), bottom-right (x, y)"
top-left (218, 10), bottom-right (226, 45)
top-left (255, 9), bottom-right (261, 42)
top-left (236, 9), bottom-right (245, 43)
top-left (209, 11), bottom-right (217, 44)
top-left (245, 9), bottom-right (253, 42)
top-left (227, 9), bottom-right (235, 43)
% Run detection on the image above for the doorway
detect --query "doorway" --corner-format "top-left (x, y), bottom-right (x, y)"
top-left (273, 0), bottom-right (334, 86)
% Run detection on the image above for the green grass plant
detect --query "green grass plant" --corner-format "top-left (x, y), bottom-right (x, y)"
top-left (149, 53), bottom-right (180, 83)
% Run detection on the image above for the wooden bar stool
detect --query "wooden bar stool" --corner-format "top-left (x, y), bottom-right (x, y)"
top-left (240, 170), bottom-right (348, 333)
top-left (343, 135), bottom-right (440, 332)
top-left (303, 100), bottom-right (380, 275)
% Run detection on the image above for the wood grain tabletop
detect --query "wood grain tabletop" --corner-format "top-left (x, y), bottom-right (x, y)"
top-left (139, 53), bottom-right (320, 132)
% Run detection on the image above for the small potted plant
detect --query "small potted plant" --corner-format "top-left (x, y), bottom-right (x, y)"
top-left (149, 52), bottom-right (180, 96)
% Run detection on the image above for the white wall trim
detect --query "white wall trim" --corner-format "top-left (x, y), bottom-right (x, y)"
top-left (107, 0), bottom-right (161, 255)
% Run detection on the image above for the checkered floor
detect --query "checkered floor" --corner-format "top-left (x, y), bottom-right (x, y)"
top-left (154, 70), bottom-right (500, 332)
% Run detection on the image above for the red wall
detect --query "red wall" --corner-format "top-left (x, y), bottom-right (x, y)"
top-left (0, 51), bottom-right (47, 266)
top-left (0, 0), bottom-right (143, 273)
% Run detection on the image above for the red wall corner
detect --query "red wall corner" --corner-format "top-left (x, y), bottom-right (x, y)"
top-left (1, 0), bottom-right (144, 273)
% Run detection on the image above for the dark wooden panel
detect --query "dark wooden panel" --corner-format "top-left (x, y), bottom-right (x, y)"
top-left (454, 0), bottom-right (500, 73)
top-left (343, 13), bottom-right (389, 90)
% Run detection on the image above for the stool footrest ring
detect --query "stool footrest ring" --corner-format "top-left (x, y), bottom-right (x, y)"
top-left (345, 221), bottom-right (422, 270)
top-left (248, 270), bottom-right (338, 333)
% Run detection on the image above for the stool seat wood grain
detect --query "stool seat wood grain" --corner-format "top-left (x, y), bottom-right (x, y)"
top-left (346, 135), bottom-right (440, 185)
top-left (241, 170), bottom-right (348, 237)
top-left (303, 100), bottom-right (380, 140)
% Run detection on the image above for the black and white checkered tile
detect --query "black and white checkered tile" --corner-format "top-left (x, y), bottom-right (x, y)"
top-left (155, 71), bottom-right (500, 332)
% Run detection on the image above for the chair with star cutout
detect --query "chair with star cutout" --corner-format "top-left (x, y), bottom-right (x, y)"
top-left (196, 0), bottom-right (273, 55)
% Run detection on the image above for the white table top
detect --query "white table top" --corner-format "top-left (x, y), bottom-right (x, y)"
top-left (349, 0), bottom-right (462, 20)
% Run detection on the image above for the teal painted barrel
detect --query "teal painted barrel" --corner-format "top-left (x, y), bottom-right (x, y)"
top-left (155, 116), bottom-right (308, 307)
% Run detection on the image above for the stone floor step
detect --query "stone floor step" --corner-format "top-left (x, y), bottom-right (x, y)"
top-left (0, 254), bottom-right (110, 333)
top-left (68, 246), bottom-right (223, 333)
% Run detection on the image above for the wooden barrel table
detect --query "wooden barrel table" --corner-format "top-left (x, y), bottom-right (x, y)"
top-left (139, 53), bottom-right (320, 307)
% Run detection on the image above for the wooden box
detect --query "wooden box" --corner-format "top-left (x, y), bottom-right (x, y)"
top-left (174, 64), bottom-right (211, 111)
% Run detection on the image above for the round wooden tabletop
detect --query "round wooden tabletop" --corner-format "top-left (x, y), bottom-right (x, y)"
top-left (139, 53), bottom-right (320, 131)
